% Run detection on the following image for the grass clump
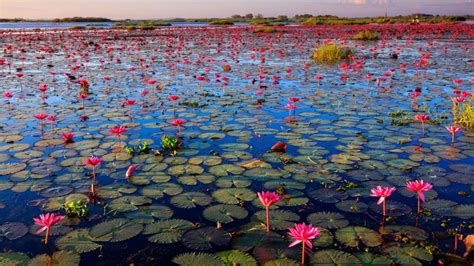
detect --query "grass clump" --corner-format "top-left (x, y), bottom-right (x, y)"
top-left (454, 102), bottom-right (474, 129)
top-left (353, 30), bottom-right (379, 40)
top-left (209, 19), bottom-right (234, 25)
top-left (254, 26), bottom-right (277, 33)
top-left (312, 44), bottom-right (353, 64)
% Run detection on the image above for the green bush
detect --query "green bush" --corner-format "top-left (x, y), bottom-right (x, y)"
top-left (209, 20), bottom-right (234, 25)
top-left (312, 44), bottom-right (353, 64)
top-left (353, 30), bottom-right (379, 40)
top-left (161, 136), bottom-right (180, 150)
top-left (254, 26), bottom-right (277, 33)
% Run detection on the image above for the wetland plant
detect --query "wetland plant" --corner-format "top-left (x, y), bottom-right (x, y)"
top-left (406, 180), bottom-right (433, 214)
top-left (63, 200), bottom-right (88, 218)
top-left (370, 186), bottom-right (396, 216)
top-left (33, 213), bottom-right (64, 245)
top-left (353, 30), bottom-right (379, 40)
top-left (312, 43), bottom-right (353, 64)
top-left (257, 191), bottom-right (281, 232)
top-left (288, 223), bottom-right (320, 265)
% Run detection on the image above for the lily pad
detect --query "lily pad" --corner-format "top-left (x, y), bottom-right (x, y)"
top-left (310, 249), bottom-right (362, 266)
top-left (203, 204), bottom-right (248, 224)
top-left (307, 212), bottom-right (349, 229)
top-left (335, 226), bottom-right (382, 247)
top-left (172, 253), bottom-right (222, 266)
top-left (89, 218), bottom-right (143, 242)
top-left (143, 219), bottom-right (195, 244)
top-left (182, 227), bottom-right (231, 250)
top-left (56, 229), bottom-right (101, 254)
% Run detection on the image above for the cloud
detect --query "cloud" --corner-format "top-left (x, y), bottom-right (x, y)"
top-left (337, 0), bottom-right (391, 4)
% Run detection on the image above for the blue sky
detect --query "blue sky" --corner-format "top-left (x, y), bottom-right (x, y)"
top-left (0, 0), bottom-right (472, 19)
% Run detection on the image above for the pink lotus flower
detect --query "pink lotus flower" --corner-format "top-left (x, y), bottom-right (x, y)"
top-left (33, 213), bottom-right (64, 244)
top-left (370, 186), bottom-right (396, 216)
top-left (415, 114), bottom-right (430, 134)
top-left (140, 89), bottom-right (149, 97)
top-left (452, 79), bottom-right (462, 87)
top-left (288, 97), bottom-right (300, 103)
top-left (172, 119), bottom-right (185, 136)
top-left (446, 126), bottom-right (462, 143)
top-left (454, 97), bottom-right (465, 103)
top-left (3, 91), bottom-right (13, 103)
top-left (78, 93), bottom-right (88, 109)
top-left (125, 165), bottom-right (137, 179)
top-left (108, 126), bottom-right (126, 142)
top-left (288, 223), bottom-right (320, 265)
top-left (285, 104), bottom-right (296, 110)
top-left (34, 113), bottom-right (48, 120)
top-left (83, 156), bottom-right (103, 180)
top-left (169, 95), bottom-right (180, 102)
top-left (406, 180), bottom-right (433, 214)
top-left (123, 99), bottom-right (136, 116)
top-left (62, 132), bottom-right (74, 144)
top-left (257, 191), bottom-right (281, 232)
top-left (47, 115), bottom-right (57, 132)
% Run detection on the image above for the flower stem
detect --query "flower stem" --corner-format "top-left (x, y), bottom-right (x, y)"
top-left (301, 241), bottom-right (305, 265)
top-left (417, 194), bottom-right (421, 214)
top-left (265, 207), bottom-right (270, 232)
top-left (382, 200), bottom-right (386, 216)
top-left (45, 227), bottom-right (49, 245)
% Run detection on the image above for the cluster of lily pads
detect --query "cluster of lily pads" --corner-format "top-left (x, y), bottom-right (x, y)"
top-left (0, 22), bottom-right (473, 265)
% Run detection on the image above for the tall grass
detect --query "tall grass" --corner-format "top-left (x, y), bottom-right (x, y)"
top-left (312, 44), bottom-right (353, 64)
top-left (454, 102), bottom-right (474, 129)
top-left (353, 31), bottom-right (379, 40)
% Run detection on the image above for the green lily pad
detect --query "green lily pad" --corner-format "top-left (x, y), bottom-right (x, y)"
top-left (182, 227), bottom-right (231, 250)
top-left (141, 183), bottom-right (183, 199)
top-left (354, 252), bottom-right (393, 265)
top-left (89, 218), bottom-right (143, 242)
top-left (307, 212), bottom-right (349, 229)
top-left (0, 222), bottom-right (28, 241)
top-left (213, 188), bottom-right (256, 204)
top-left (143, 219), bottom-right (195, 244)
top-left (0, 252), bottom-right (29, 266)
top-left (203, 204), bottom-right (248, 224)
top-left (253, 210), bottom-right (300, 230)
top-left (27, 251), bottom-right (80, 266)
top-left (171, 192), bottom-right (212, 209)
top-left (216, 250), bottom-right (257, 266)
top-left (108, 196), bottom-right (152, 212)
top-left (56, 229), bottom-right (101, 254)
top-left (335, 226), bottom-right (382, 247)
top-left (385, 245), bottom-right (433, 266)
top-left (380, 226), bottom-right (428, 240)
top-left (311, 249), bottom-right (362, 266)
top-left (172, 253), bottom-right (222, 266)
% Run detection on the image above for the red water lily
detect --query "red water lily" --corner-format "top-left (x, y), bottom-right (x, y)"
top-left (445, 126), bottom-right (462, 143)
top-left (288, 223), bottom-right (320, 265)
top-left (370, 186), bottom-right (396, 216)
top-left (172, 119), bottom-right (186, 136)
top-left (415, 114), bottom-right (430, 134)
top-left (257, 191), bottom-right (281, 232)
top-left (406, 180), bottom-right (433, 214)
top-left (33, 213), bottom-right (64, 244)
top-left (62, 132), bottom-right (75, 144)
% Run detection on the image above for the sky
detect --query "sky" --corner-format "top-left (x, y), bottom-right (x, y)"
top-left (0, 0), bottom-right (472, 19)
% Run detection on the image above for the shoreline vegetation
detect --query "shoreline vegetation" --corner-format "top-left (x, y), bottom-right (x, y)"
top-left (0, 14), bottom-right (471, 26)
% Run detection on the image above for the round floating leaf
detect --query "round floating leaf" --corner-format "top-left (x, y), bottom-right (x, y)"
top-left (307, 212), bottom-right (349, 229)
top-left (203, 204), bottom-right (248, 224)
top-left (263, 258), bottom-right (299, 266)
top-left (232, 229), bottom-right (284, 252)
top-left (380, 226), bottom-right (428, 241)
top-left (0, 222), bottom-right (28, 240)
top-left (141, 183), bottom-right (183, 199)
top-left (182, 227), bottom-right (231, 250)
top-left (89, 218), bottom-right (143, 242)
top-left (385, 245), bottom-right (433, 266)
top-left (336, 200), bottom-right (369, 213)
top-left (354, 252), bottom-right (393, 265)
top-left (253, 210), bottom-right (300, 230)
top-left (213, 188), bottom-right (256, 204)
top-left (0, 252), bottom-right (29, 266)
top-left (313, 227), bottom-right (334, 248)
top-left (125, 205), bottom-right (173, 223)
top-left (27, 251), bottom-right (80, 266)
top-left (209, 164), bottom-right (244, 177)
top-left (215, 177), bottom-right (251, 188)
top-left (39, 186), bottom-right (74, 198)
top-left (311, 249), bottom-right (362, 266)
top-left (56, 229), bottom-right (101, 254)
top-left (335, 226), bottom-right (382, 247)
top-left (108, 196), bottom-right (152, 212)
top-left (143, 219), bottom-right (195, 244)
top-left (177, 175), bottom-right (215, 185)
top-left (0, 163), bottom-right (27, 176)
top-left (369, 201), bottom-right (411, 217)
top-left (308, 189), bottom-right (348, 203)
top-left (216, 250), bottom-right (257, 266)
top-left (172, 253), bottom-right (222, 266)
top-left (171, 192), bottom-right (212, 209)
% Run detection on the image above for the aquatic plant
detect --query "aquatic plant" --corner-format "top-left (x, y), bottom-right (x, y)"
top-left (370, 186), bottom-right (396, 216)
top-left (257, 191), bottom-right (281, 232)
top-left (312, 44), bottom-right (353, 64)
top-left (33, 213), bottom-right (64, 244)
top-left (161, 136), bottom-right (180, 151)
top-left (125, 141), bottom-right (152, 155)
top-left (108, 125), bottom-right (126, 143)
top-left (63, 200), bottom-right (88, 218)
top-left (445, 126), bottom-right (462, 143)
top-left (406, 180), bottom-right (433, 214)
top-left (353, 30), bottom-right (379, 40)
top-left (47, 115), bottom-right (57, 133)
top-left (254, 26), bottom-right (277, 33)
top-left (83, 156), bottom-right (103, 182)
top-left (77, 93), bottom-right (88, 110)
top-left (453, 101), bottom-right (474, 129)
top-left (61, 132), bottom-right (75, 144)
top-left (123, 99), bottom-right (136, 117)
top-left (288, 223), bottom-right (320, 265)
top-left (415, 114), bottom-right (430, 134)
top-left (33, 113), bottom-right (48, 132)
top-left (3, 91), bottom-right (13, 104)
top-left (172, 119), bottom-right (186, 137)
top-left (125, 165), bottom-right (137, 179)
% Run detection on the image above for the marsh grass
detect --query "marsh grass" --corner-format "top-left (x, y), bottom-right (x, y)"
top-left (454, 102), bottom-right (474, 129)
top-left (353, 30), bottom-right (379, 40)
top-left (312, 44), bottom-right (353, 64)
top-left (254, 26), bottom-right (277, 33)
